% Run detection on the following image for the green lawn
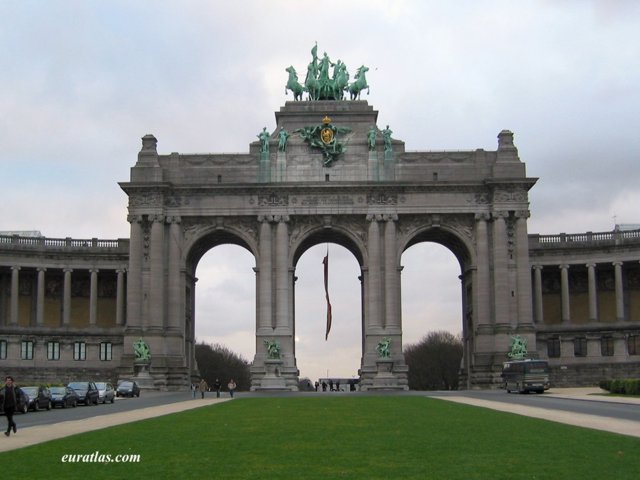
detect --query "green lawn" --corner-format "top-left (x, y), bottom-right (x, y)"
top-left (1, 396), bottom-right (638, 479)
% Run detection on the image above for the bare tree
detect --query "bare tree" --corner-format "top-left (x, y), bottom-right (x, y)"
top-left (403, 331), bottom-right (463, 390)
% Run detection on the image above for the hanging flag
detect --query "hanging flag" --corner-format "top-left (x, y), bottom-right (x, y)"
top-left (323, 250), bottom-right (332, 340)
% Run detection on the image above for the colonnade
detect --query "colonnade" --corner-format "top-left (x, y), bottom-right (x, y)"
top-left (531, 261), bottom-right (632, 324)
top-left (1, 265), bottom-right (126, 327)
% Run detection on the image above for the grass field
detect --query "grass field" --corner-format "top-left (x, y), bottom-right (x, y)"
top-left (0, 396), bottom-right (638, 479)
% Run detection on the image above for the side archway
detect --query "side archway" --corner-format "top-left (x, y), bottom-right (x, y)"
top-left (398, 225), bottom-right (475, 388)
top-left (183, 226), bottom-right (258, 379)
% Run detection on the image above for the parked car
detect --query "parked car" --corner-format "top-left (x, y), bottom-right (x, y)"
top-left (21, 386), bottom-right (52, 411)
top-left (116, 381), bottom-right (140, 398)
top-left (95, 382), bottom-right (115, 404)
top-left (67, 381), bottom-right (99, 405)
top-left (0, 387), bottom-right (29, 415)
top-left (49, 386), bottom-right (79, 408)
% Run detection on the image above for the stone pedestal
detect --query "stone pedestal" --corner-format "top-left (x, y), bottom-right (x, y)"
top-left (360, 358), bottom-right (407, 391)
top-left (255, 359), bottom-right (287, 390)
top-left (133, 360), bottom-right (155, 389)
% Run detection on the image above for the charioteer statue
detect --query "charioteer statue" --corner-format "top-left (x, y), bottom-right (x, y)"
top-left (285, 43), bottom-right (370, 102)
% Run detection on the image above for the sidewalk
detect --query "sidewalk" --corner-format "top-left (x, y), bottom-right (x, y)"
top-left (440, 388), bottom-right (640, 439)
top-left (0, 397), bottom-right (231, 453)
top-left (545, 387), bottom-right (640, 405)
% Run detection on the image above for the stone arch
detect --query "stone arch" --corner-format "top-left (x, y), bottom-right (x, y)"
top-left (290, 222), bottom-right (366, 268)
top-left (184, 224), bottom-right (258, 274)
top-left (120, 100), bottom-right (537, 390)
top-left (398, 223), bottom-right (475, 270)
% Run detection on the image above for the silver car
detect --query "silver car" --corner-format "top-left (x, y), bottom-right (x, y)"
top-left (95, 382), bottom-right (115, 404)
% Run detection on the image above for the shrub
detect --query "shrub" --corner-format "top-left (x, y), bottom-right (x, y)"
top-left (603, 378), bottom-right (640, 395)
top-left (623, 379), bottom-right (640, 395)
top-left (610, 379), bottom-right (625, 394)
top-left (598, 379), bottom-right (611, 391)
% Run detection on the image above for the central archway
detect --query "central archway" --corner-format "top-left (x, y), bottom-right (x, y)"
top-left (293, 243), bottom-right (362, 384)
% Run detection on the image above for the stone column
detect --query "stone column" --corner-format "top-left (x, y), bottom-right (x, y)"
top-left (126, 215), bottom-right (144, 327)
top-left (384, 214), bottom-right (400, 330)
top-left (559, 264), bottom-right (570, 324)
top-left (586, 263), bottom-right (598, 322)
top-left (515, 211), bottom-right (533, 327)
top-left (474, 213), bottom-right (491, 326)
top-left (367, 214), bottom-right (382, 329)
top-left (89, 269), bottom-right (99, 326)
top-left (532, 265), bottom-right (543, 324)
top-left (275, 216), bottom-right (290, 330)
top-left (36, 267), bottom-right (46, 326)
top-left (492, 211), bottom-right (509, 326)
top-left (116, 269), bottom-right (125, 326)
top-left (63, 268), bottom-right (72, 326)
top-left (149, 214), bottom-right (166, 329)
top-left (257, 216), bottom-right (273, 330)
top-left (9, 266), bottom-right (19, 325)
top-left (167, 216), bottom-right (183, 331)
top-left (613, 261), bottom-right (624, 321)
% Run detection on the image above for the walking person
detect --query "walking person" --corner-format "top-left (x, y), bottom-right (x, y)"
top-left (1, 376), bottom-right (21, 436)
top-left (214, 378), bottom-right (221, 398)
top-left (199, 378), bottom-right (208, 399)
top-left (227, 379), bottom-right (237, 398)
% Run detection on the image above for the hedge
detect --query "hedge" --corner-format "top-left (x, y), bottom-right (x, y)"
top-left (599, 378), bottom-right (640, 395)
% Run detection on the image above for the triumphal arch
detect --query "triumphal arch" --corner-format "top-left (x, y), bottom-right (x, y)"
top-left (119, 48), bottom-right (537, 390)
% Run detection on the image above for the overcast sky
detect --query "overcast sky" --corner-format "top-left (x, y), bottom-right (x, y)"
top-left (2, 1), bottom-right (639, 382)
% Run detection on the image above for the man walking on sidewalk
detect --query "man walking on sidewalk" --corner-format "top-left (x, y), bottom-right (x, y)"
top-left (1, 376), bottom-right (20, 436)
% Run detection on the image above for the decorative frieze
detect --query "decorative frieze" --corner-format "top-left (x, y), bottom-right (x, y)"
top-left (367, 192), bottom-right (397, 205)
top-left (129, 191), bottom-right (164, 208)
top-left (492, 187), bottom-right (528, 203)
top-left (257, 193), bottom-right (289, 207)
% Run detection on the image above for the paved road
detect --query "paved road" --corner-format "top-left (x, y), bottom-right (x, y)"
top-left (10, 391), bottom-right (199, 429)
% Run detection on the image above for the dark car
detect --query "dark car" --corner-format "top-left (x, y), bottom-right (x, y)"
top-left (0, 387), bottom-right (29, 415)
top-left (21, 386), bottom-right (52, 411)
top-left (49, 386), bottom-right (79, 408)
top-left (67, 381), bottom-right (99, 405)
top-left (95, 382), bottom-right (115, 404)
top-left (116, 381), bottom-right (140, 398)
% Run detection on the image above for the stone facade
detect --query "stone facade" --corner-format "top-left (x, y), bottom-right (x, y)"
top-left (529, 230), bottom-right (640, 386)
top-left (0, 101), bottom-right (638, 389)
top-left (0, 236), bottom-right (128, 385)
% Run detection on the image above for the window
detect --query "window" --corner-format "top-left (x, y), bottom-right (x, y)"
top-left (547, 337), bottom-right (561, 358)
top-left (628, 335), bottom-right (640, 355)
top-left (99, 342), bottom-right (112, 361)
top-left (0, 340), bottom-right (6, 360)
top-left (574, 337), bottom-right (587, 357)
top-left (73, 342), bottom-right (86, 361)
top-left (21, 340), bottom-right (34, 360)
top-left (600, 336), bottom-right (614, 357)
top-left (46, 341), bottom-right (60, 360)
